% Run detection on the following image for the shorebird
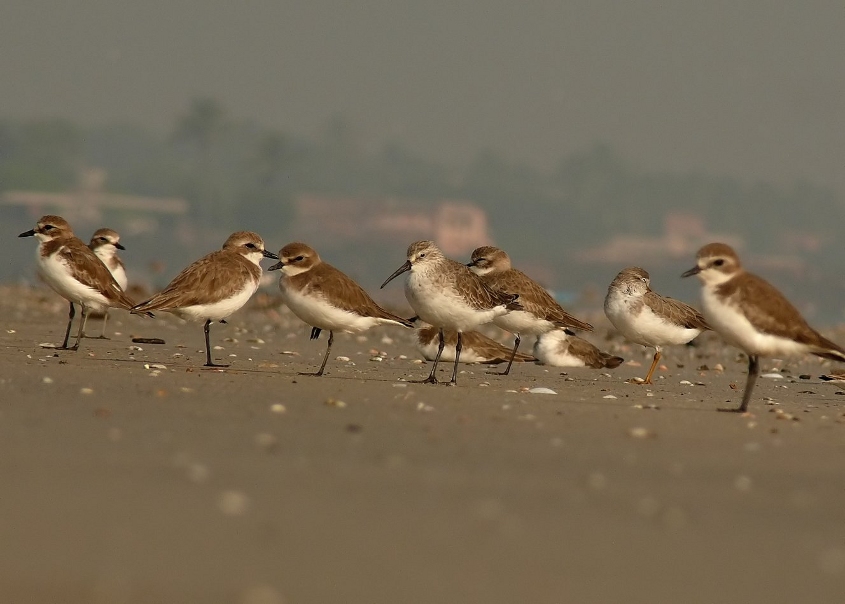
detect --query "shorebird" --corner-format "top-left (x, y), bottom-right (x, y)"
top-left (604, 267), bottom-right (708, 384)
top-left (133, 232), bottom-right (277, 368)
top-left (411, 318), bottom-right (536, 365)
top-left (380, 240), bottom-right (521, 384)
top-left (18, 215), bottom-right (146, 351)
top-left (88, 228), bottom-right (128, 339)
top-left (467, 245), bottom-right (593, 375)
top-left (683, 243), bottom-right (845, 413)
top-left (268, 242), bottom-right (413, 376)
top-left (533, 330), bottom-right (624, 369)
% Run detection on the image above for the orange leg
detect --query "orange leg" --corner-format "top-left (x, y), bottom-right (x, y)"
top-left (643, 349), bottom-right (661, 384)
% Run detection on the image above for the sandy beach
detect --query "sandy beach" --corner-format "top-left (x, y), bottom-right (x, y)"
top-left (2, 284), bottom-right (845, 603)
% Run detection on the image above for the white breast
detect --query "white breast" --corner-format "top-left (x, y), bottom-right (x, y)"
top-left (174, 279), bottom-right (258, 322)
top-left (94, 247), bottom-right (128, 290)
top-left (494, 310), bottom-right (553, 336)
top-left (533, 332), bottom-right (587, 367)
top-left (417, 338), bottom-right (488, 364)
top-left (280, 282), bottom-right (382, 333)
top-left (405, 270), bottom-right (506, 332)
top-left (38, 248), bottom-right (110, 312)
top-left (701, 287), bottom-right (808, 357)
top-left (605, 291), bottom-right (700, 348)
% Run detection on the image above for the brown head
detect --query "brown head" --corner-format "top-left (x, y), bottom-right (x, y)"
top-left (381, 240), bottom-right (445, 289)
top-left (267, 242), bottom-right (320, 276)
top-left (221, 231), bottom-right (278, 265)
top-left (18, 215), bottom-right (74, 242)
top-left (608, 266), bottom-right (651, 297)
top-left (89, 228), bottom-right (125, 251)
top-left (682, 243), bottom-right (742, 286)
top-left (467, 246), bottom-right (511, 276)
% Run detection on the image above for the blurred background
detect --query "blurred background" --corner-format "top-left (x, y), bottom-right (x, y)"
top-left (2, 1), bottom-right (844, 321)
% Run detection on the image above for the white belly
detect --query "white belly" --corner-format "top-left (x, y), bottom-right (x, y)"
top-left (38, 251), bottom-right (109, 312)
top-left (110, 263), bottom-right (128, 291)
top-left (405, 273), bottom-right (505, 332)
top-left (605, 293), bottom-right (700, 348)
top-left (417, 339), bottom-right (488, 364)
top-left (280, 284), bottom-right (382, 333)
top-left (174, 281), bottom-right (258, 322)
top-left (702, 288), bottom-right (807, 357)
top-left (494, 309), bottom-right (553, 336)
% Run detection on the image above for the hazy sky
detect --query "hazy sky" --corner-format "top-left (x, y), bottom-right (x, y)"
top-left (2, 0), bottom-right (844, 192)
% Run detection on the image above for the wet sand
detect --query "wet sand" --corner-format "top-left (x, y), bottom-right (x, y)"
top-left (2, 285), bottom-right (845, 603)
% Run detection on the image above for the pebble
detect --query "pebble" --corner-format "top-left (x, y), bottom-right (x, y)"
top-left (529, 387), bottom-right (557, 395)
top-left (761, 373), bottom-right (784, 379)
top-left (324, 398), bottom-right (347, 408)
top-left (628, 427), bottom-right (654, 439)
top-left (270, 404), bottom-right (286, 414)
top-left (42, 376), bottom-right (53, 384)
top-left (603, 394), bottom-right (617, 399)
top-left (335, 356), bottom-right (351, 362)
top-left (679, 380), bottom-right (692, 385)
top-left (80, 387), bottom-right (94, 395)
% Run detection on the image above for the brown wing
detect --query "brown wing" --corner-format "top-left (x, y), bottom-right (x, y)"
top-left (487, 269), bottom-right (593, 331)
top-left (643, 291), bottom-right (709, 330)
top-left (417, 326), bottom-right (535, 363)
top-left (563, 335), bottom-right (613, 369)
top-left (720, 273), bottom-right (845, 360)
top-left (298, 263), bottom-right (413, 326)
top-left (57, 239), bottom-right (136, 310)
top-left (135, 250), bottom-right (258, 312)
top-left (449, 259), bottom-right (522, 311)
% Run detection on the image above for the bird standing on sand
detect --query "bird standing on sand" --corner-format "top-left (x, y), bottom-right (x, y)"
top-left (604, 267), bottom-right (708, 384)
top-left (269, 242), bottom-right (413, 376)
top-left (88, 228), bottom-right (129, 339)
top-left (18, 215), bottom-right (146, 351)
top-left (381, 241), bottom-right (521, 384)
top-left (467, 245), bottom-right (593, 375)
top-left (683, 243), bottom-right (845, 413)
top-left (133, 232), bottom-right (277, 368)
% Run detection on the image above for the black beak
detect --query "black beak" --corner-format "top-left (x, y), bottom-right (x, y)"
top-left (681, 266), bottom-right (701, 278)
top-left (262, 249), bottom-right (279, 260)
top-left (466, 260), bottom-right (476, 268)
top-left (380, 260), bottom-right (412, 289)
top-left (18, 229), bottom-right (35, 238)
top-left (115, 242), bottom-right (126, 250)
top-left (268, 260), bottom-right (283, 271)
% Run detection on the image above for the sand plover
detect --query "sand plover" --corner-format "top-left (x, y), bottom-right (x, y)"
top-left (88, 228), bottom-right (128, 339)
top-left (268, 242), bottom-right (413, 376)
top-left (411, 318), bottom-right (536, 365)
top-left (604, 267), bottom-right (708, 384)
top-left (468, 245), bottom-right (593, 375)
top-left (683, 243), bottom-right (845, 412)
top-left (133, 232), bottom-right (278, 368)
top-left (18, 215), bottom-right (146, 351)
top-left (533, 330), bottom-right (624, 369)
top-left (381, 240), bottom-right (521, 384)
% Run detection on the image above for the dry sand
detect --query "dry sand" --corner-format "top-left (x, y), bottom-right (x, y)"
top-left (2, 285), bottom-right (845, 603)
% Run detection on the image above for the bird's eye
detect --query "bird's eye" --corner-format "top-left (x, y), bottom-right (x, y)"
top-left (294, 255), bottom-right (304, 262)
top-left (641, 277), bottom-right (647, 283)
top-left (418, 253), bottom-right (426, 258)
top-left (245, 242), bottom-right (256, 249)
top-left (713, 259), bottom-right (725, 267)
top-left (43, 225), bottom-right (54, 231)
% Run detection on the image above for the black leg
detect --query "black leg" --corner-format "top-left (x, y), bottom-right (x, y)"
top-left (59, 302), bottom-right (75, 349)
top-left (412, 328), bottom-right (444, 384)
top-left (203, 319), bottom-right (229, 368)
top-left (495, 334), bottom-right (521, 376)
top-left (720, 354), bottom-right (759, 413)
top-left (71, 307), bottom-right (88, 351)
top-left (449, 331), bottom-right (464, 384)
top-left (301, 330), bottom-right (333, 376)
top-left (310, 326), bottom-right (322, 340)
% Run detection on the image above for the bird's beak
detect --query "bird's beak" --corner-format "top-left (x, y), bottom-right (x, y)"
top-left (18, 229), bottom-right (35, 238)
top-left (465, 260), bottom-right (477, 268)
top-left (267, 260), bottom-right (283, 271)
top-left (380, 260), bottom-right (412, 289)
top-left (681, 266), bottom-right (701, 278)
top-left (115, 242), bottom-right (126, 250)
top-left (262, 249), bottom-right (279, 260)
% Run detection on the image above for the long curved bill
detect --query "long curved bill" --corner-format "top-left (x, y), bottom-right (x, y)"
top-left (681, 266), bottom-right (701, 278)
top-left (380, 260), bottom-right (412, 289)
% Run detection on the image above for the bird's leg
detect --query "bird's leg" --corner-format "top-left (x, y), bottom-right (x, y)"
top-left (720, 354), bottom-right (759, 413)
top-left (412, 328), bottom-right (444, 384)
top-left (448, 331), bottom-right (464, 384)
top-left (71, 307), bottom-right (89, 351)
top-left (301, 330), bottom-right (333, 376)
top-left (203, 319), bottom-right (229, 368)
top-left (58, 302), bottom-right (75, 349)
top-left (493, 333), bottom-right (521, 376)
top-left (643, 349), bottom-right (661, 384)
top-left (92, 310), bottom-right (111, 339)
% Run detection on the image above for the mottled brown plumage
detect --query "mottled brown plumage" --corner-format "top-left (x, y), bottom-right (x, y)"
top-left (415, 324), bottom-right (536, 364)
